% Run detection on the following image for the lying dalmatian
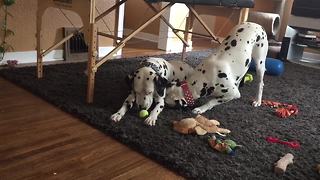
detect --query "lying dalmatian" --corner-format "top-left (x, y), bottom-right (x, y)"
top-left (110, 57), bottom-right (194, 126)
top-left (165, 22), bottom-right (268, 114)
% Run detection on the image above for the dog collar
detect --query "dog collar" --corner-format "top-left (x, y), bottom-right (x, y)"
top-left (180, 81), bottom-right (195, 106)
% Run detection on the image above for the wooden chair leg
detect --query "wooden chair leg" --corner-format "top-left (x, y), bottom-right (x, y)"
top-left (36, 10), bottom-right (43, 79)
top-left (87, 0), bottom-right (97, 104)
top-left (239, 8), bottom-right (249, 24)
top-left (181, 14), bottom-right (193, 61)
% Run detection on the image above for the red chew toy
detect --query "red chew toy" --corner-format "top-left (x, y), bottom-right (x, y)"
top-left (262, 100), bottom-right (298, 118)
top-left (266, 136), bottom-right (300, 149)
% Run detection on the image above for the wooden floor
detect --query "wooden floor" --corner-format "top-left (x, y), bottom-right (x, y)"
top-left (0, 38), bottom-right (212, 180)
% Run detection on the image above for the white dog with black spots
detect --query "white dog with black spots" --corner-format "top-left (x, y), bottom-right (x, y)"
top-left (111, 57), bottom-right (194, 126)
top-left (165, 22), bottom-right (268, 114)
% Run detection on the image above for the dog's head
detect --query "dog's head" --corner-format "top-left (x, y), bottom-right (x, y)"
top-left (165, 81), bottom-right (188, 108)
top-left (126, 67), bottom-right (168, 110)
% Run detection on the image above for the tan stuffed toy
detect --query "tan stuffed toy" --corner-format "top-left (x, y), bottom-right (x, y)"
top-left (173, 115), bottom-right (231, 135)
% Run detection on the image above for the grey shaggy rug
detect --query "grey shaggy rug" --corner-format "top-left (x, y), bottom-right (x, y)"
top-left (1, 50), bottom-right (320, 180)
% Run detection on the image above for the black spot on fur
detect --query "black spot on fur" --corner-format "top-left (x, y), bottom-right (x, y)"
top-left (149, 71), bottom-right (153, 75)
top-left (221, 89), bottom-right (228, 93)
top-left (218, 100), bottom-right (223, 103)
top-left (206, 87), bottom-right (215, 95)
top-left (261, 43), bottom-right (264, 47)
top-left (231, 39), bottom-right (237, 47)
top-left (257, 44), bottom-right (260, 47)
top-left (260, 61), bottom-right (263, 64)
top-left (256, 35), bottom-right (261, 42)
top-left (236, 76), bottom-right (240, 81)
top-left (200, 88), bottom-right (207, 97)
top-left (225, 35), bottom-right (231, 40)
top-left (202, 70), bottom-right (206, 74)
top-left (220, 84), bottom-right (224, 87)
top-left (218, 73), bottom-right (227, 78)
top-left (245, 59), bottom-right (250, 67)
top-left (173, 71), bottom-right (175, 76)
top-left (203, 83), bottom-right (207, 87)
top-left (147, 78), bottom-right (149, 80)
top-left (215, 83), bottom-right (219, 86)
top-left (237, 28), bottom-right (244, 32)
top-left (225, 46), bottom-right (231, 51)
top-left (225, 42), bottom-right (228, 46)
top-left (247, 41), bottom-right (249, 44)
top-left (184, 76), bottom-right (187, 80)
top-left (216, 95), bottom-right (224, 99)
top-left (164, 71), bottom-right (167, 76)
top-left (137, 76), bottom-right (141, 79)
top-left (135, 70), bottom-right (139, 74)
top-left (160, 105), bottom-right (164, 108)
top-left (192, 81), bottom-right (197, 86)
top-left (180, 67), bottom-right (183, 71)
top-left (163, 63), bottom-right (168, 70)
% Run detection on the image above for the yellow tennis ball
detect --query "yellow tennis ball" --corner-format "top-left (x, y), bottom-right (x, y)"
top-left (139, 110), bottom-right (149, 118)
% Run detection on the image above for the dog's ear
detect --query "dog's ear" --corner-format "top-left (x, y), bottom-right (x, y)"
top-left (125, 72), bottom-right (134, 88)
top-left (154, 76), bottom-right (168, 97)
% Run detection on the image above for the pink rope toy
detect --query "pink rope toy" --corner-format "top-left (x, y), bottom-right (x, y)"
top-left (266, 136), bottom-right (300, 149)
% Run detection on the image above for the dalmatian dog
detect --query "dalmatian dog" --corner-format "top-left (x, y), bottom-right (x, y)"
top-left (165, 22), bottom-right (268, 114)
top-left (110, 57), bottom-right (194, 126)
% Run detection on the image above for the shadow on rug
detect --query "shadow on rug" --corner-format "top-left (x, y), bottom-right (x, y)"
top-left (1, 50), bottom-right (320, 179)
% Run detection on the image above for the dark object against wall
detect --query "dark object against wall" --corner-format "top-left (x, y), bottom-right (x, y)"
top-left (292, 0), bottom-right (320, 18)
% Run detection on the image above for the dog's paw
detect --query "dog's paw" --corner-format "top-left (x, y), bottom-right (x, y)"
top-left (192, 107), bottom-right (205, 114)
top-left (110, 112), bottom-right (123, 122)
top-left (252, 100), bottom-right (261, 107)
top-left (144, 116), bottom-right (157, 126)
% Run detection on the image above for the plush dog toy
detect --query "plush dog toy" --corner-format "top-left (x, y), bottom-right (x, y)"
top-left (173, 115), bottom-right (231, 135)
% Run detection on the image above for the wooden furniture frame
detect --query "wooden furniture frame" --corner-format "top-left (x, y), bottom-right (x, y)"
top-left (36, 0), bottom-right (250, 103)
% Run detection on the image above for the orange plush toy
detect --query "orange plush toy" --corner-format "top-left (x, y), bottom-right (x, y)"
top-left (173, 115), bottom-right (231, 136)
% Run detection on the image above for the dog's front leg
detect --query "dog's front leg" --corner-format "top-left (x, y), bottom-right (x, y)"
top-left (110, 92), bottom-right (135, 122)
top-left (192, 88), bottom-right (241, 114)
top-left (144, 94), bottom-right (165, 126)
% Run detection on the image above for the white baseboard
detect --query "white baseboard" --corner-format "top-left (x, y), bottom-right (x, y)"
top-left (124, 28), bottom-right (159, 43)
top-left (0, 46), bottom-right (121, 65)
top-left (0, 50), bottom-right (64, 65)
top-left (99, 46), bottom-right (122, 58)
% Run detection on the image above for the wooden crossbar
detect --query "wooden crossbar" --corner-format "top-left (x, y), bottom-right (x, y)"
top-left (186, 5), bottom-right (221, 44)
top-left (94, 2), bottom-right (174, 70)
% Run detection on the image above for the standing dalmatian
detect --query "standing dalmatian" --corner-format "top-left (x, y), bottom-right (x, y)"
top-left (165, 22), bottom-right (268, 114)
top-left (111, 57), bottom-right (194, 126)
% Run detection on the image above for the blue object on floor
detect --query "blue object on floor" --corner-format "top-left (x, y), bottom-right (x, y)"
top-left (249, 58), bottom-right (284, 76)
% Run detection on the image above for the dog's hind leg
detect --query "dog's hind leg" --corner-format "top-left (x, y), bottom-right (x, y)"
top-left (192, 87), bottom-right (241, 114)
top-left (110, 92), bottom-right (135, 122)
top-left (251, 39), bottom-right (268, 107)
